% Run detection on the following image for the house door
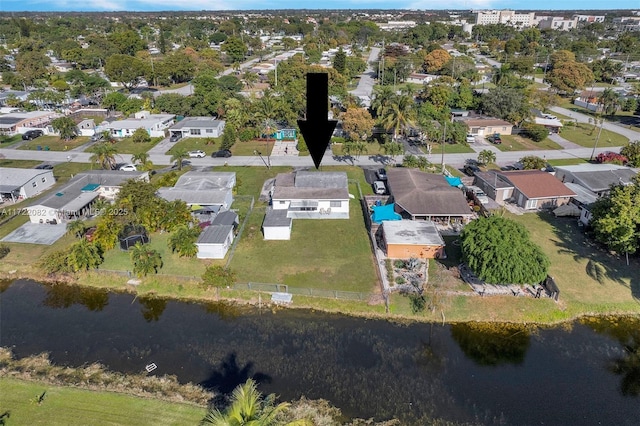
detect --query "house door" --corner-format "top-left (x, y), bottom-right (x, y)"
top-left (518, 194), bottom-right (524, 206)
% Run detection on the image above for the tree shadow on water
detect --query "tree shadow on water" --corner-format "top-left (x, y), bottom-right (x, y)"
top-left (537, 212), bottom-right (640, 300)
top-left (199, 352), bottom-right (271, 408)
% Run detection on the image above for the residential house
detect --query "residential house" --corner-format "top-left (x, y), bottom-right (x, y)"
top-left (382, 220), bottom-right (446, 259)
top-left (26, 170), bottom-right (148, 224)
top-left (456, 117), bottom-right (513, 137)
top-left (554, 164), bottom-right (638, 197)
top-left (196, 210), bottom-right (239, 259)
top-left (533, 117), bottom-right (563, 133)
top-left (499, 170), bottom-right (575, 210)
top-left (157, 171), bottom-right (236, 210)
top-left (0, 90), bottom-right (29, 107)
top-left (574, 90), bottom-right (601, 112)
top-left (406, 73), bottom-right (438, 85)
top-left (270, 171), bottom-right (350, 219)
top-left (563, 182), bottom-right (598, 226)
top-left (0, 110), bottom-right (61, 135)
top-left (104, 111), bottom-right (174, 138)
top-left (473, 171), bottom-right (514, 204)
top-left (0, 168), bottom-right (55, 203)
top-left (386, 168), bottom-right (473, 224)
top-left (169, 117), bottom-right (226, 140)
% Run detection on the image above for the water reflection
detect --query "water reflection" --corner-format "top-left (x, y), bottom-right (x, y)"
top-left (42, 284), bottom-right (109, 312)
top-left (450, 322), bottom-right (530, 366)
top-left (138, 296), bottom-right (167, 322)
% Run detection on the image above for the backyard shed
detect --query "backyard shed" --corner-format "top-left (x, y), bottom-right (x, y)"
top-left (263, 208), bottom-right (292, 240)
top-left (382, 220), bottom-right (446, 259)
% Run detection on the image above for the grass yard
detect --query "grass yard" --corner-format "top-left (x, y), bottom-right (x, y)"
top-left (0, 134), bottom-right (24, 147)
top-left (18, 136), bottom-right (89, 151)
top-left (165, 137), bottom-right (221, 156)
top-left (0, 378), bottom-right (205, 426)
top-left (0, 159), bottom-right (42, 168)
top-left (230, 191), bottom-right (378, 293)
top-left (108, 137), bottom-right (163, 155)
top-left (494, 134), bottom-right (562, 152)
top-left (546, 158), bottom-right (590, 167)
top-left (559, 123), bottom-right (629, 148)
top-left (233, 140), bottom-right (275, 156)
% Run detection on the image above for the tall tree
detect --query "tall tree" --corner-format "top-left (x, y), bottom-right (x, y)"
top-left (170, 148), bottom-right (189, 171)
top-left (130, 242), bottom-right (163, 277)
top-left (90, 143), bottom-right (118, 170)
top-left (51, 117), bottom-right (78, 141)
top-left (168, 225), bottom-right (201, 257)
top-left (67, 239), bottom-right (103, 272)
top-left (379, 94), bottom-right (415, 142)
top-left (342, 107), bottom-right (375, 141)
top-left (477, 149), bottom-right (496, 165)
top-left (333, 47), bottom-right (346, 74)
top-left (105, 54), bottom-right (147, 89)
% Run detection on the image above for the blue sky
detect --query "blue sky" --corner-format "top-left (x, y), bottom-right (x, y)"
top-left (1, 0), bottom-right (638, 12)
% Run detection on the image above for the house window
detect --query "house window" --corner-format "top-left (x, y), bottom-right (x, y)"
top-left (32, 181), bottom-right (37, 188)
top-left (526, 199), bottom-right (537, 209)
top-left (206, 129), bottom-right (213, 133)
top-left (502, 127), bottom-right (507, 131)
top-left (279, 201), bottom-right (286, 204)
top-left (330, 201), bottom-right (341, 208)
top-left (191, 129), bottom-right (201, 135)
top-left (41, 177), bottom-right (46, 183)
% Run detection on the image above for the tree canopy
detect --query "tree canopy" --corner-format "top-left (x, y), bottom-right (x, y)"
top-left (461, 216), bottom-right (550, 284)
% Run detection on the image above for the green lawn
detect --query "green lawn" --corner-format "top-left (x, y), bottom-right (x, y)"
top-left (165, 137), bottom-right (221, 156)
top-left (559, 123), bottom-right (629, 148)
top-left (233, 140), bottom-right (277, 156)
top-left (0, 134), bottom-right (24, 147)
top-left (0, 159), bottom-right (42, 168)
top-left (230, 188), bottom-right (378, 292)
top-left (0, 378), bottom-right (205, 426)
top-left (110, 137), bottom-right (163, 155)
top-left (494, 134), bottom-right (563, 152)
top-left (18, 136), bottom-right (89, 151)
top-left (546, 158), bottom-right (590, 167)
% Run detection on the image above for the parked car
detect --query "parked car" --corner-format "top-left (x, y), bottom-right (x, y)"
top-left (90, 133), bottom-right (104, 142)
top-left (34, 164), bottom-right (54, 170)
top-left (373, 180), bottom-right (387, 195)
top-left (119, 164), bottom-right (137, 171)
top-left (212, 149), bottom-right (232, 158)
top-left (466, 134), bottom-right (475, 143)
top-left (188, 150), bottom-right (206, 158)
top-left (487, 133), bottom-right (502, 144)
top-left (464, 164), bottom-right (480, 176)
top-left (22, 130), bottom-right (44, 140)
top-left (376, 168), bottom-right (387, 180)
top-left (169, 133), bottom-right (182, 142)
top-left (465, 185), bottom-right (489, 204)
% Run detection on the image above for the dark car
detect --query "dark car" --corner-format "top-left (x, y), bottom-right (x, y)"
top-left (376, 168), bottom-right (387, 180)
top-left (35, 164), bottom-right (54, 170)
top-left (169, 133), bottom-right (182, 142)
top-left (22, 130), bottom-right (44, 140)
top-left (488, 133), bottom-right (502, 144)
top-left (212, 149), bottom-right (232, 158)
top-left (464, 164), bottom-right (480, 176)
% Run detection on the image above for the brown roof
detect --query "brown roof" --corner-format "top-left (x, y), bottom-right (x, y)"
top-left (386, 168), bottom-right (471, 217)
top-left (499, 170), bottom-right (576, 199)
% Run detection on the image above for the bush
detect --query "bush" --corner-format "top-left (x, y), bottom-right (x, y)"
top-left (0, 244), bottom-right (9, 260)
top-left (38, 250), bottom-right (73, 274)
top-left (596, 151), bottom-right (628, 165)
top-left (220, 124), bottom-right (237, 150)
top-left (239, 127), bottom-right (256, 142)
top-left (296, 135), bottom-right (308, 153)
top-left (395, 276), bottom-right (405, 285)
top-left (524, 123), bottom-right (549, 142)
top-left (202, 265), bottom-right (236, 288)
top-left (393, 260), bottom-right (405, 269)
top-left (131, 127), bottom-right (151, 143)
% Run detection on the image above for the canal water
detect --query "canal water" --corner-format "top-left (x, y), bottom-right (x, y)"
top-left (1, 279), bottom-right (639, 425)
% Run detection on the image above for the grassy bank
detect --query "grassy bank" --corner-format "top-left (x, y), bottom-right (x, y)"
top-left (0, 378), bottom-right (205, 425)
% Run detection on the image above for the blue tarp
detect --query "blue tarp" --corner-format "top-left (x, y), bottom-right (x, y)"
top-left (445, 176), bottom-right (463, 187)
top-left (371, 203), bottom-right (402, 224)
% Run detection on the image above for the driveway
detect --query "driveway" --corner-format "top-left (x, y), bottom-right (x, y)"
top-left (2, 223), bottom-right (67, 245)
top-left (349, 47), bottom-right (380, 102)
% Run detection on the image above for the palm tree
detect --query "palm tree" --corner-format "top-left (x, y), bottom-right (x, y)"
top-left (67, 219), bottom-right (86, 238)
top-left (200, 379), bottom-right (290, 426)
top-left (131, 152), bottom-right (151, 169)
top-left (477, 149), bottom-right (497, 165)
top-left (599, 88), bottom-right (620, 116)
top-left (351, 141), bottom-right (367, 159)
top-left (130, 242), bottom-right (163, 277)
top-left (379, 94), bottom-right (415, 142)
top-left (170, 148), bottom-right (189, 171)
top-left (371, 85), bottom-right (396, 118)
top-left (260, 118), bottom-right (278, 167)
top-left (90, 142), bottom-right (118, 170)
top-left (167, 225), bottom-right (200, 257)
top-left (382, 142), bottom-right (404, 165)
top-left (51, 117), bottom-right (78, 141)
top-left (68, 239), bottom-right (103, 272)
top-left (402, 154), bottom-right (419, 168)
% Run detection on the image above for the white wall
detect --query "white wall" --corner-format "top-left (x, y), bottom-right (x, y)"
top-left (27, 205), bottom-right (59, 224)
top-left (263, 225), bottom-right (291, 240)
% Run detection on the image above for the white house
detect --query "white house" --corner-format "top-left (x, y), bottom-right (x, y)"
top-left (26, 170), bottom-right (148, 224)
top-left (157, 171), bottom-right (236, 210)
top-left (104, 111), bottom-right (174, 138)
top-left (0, 168), bottom-right (55, 202)
top-left (168, 117), bottom-right (226, 140)
top-left (196, 211), bottom-right (239, 259)
top-left (262, 208), bottom-right (293, 240)
top-left (271, 171), bottom-right (350, 219)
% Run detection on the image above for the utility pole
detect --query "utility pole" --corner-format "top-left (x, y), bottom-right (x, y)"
top-left (589, 118), bottom-right (604, 161)
top-left (441, 120), bottom-right (446, 174)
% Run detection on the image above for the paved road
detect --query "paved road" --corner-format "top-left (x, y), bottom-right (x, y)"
top-left (349, 47), bottom-right (380, 101)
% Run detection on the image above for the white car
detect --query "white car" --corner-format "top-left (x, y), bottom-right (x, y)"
top-left (188, 150), bottom-right (206, 158)
top-left (119, 164), bottom-right (137, 171)
top-left (373, 180), bottom-right (386, 195)
top-left (466, 134), bottom-right (475, 143)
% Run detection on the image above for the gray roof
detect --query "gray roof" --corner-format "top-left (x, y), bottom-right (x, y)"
top-left (0, 116), bottom-right (23, 126)
top-left (211, 210), bottom-right (239, 226)
top-left (157, 187), bottom-right (230, 205)
top-left (555, 164), bottom-right (637, 192)
top-left (171, 117), bottom-right (225, 130)
top-left (272, 171), bottom-right (349, 201)
top-left (564, 182), bottom-right (598, 207)
top-left (386, 168), bottom-right (472, 217)
top-left (474, 171), bottom-right (514, 189)
top-left (197, 224), bottom-right (234, 244)
top-left (383, 220), bottom-right (445, 246)
top-left (174, 171), bottom-right (235, 190)
top-left (263, 208), bottom-right (292, 227)
top-left (0, 168), bottom-right (53, 192)
top-left (30, 170), bottom-right (146, 210)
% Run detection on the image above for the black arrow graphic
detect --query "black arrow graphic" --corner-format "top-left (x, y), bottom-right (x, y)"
top-left (297, 73), bottom-right (337, 169)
